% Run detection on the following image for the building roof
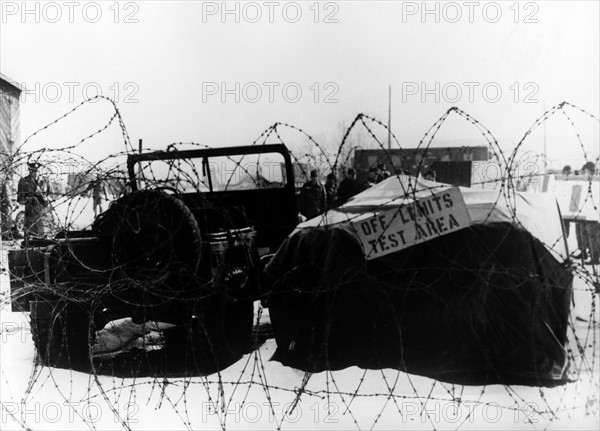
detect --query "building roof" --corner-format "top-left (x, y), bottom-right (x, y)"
top-left (0, 72), bottom-right (24, 93)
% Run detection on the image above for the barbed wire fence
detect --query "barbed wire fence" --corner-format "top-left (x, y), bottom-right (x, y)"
top-left (0, 98), bottom-right (598, 431)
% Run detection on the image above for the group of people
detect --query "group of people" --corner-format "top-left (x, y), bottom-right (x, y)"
top-left (298, 164), bottom-right (391, 220)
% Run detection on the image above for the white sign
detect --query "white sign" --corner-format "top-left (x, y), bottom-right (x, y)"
top-left (551, 178), bottom-right (600, 221)
top-left (353, 187), bottom-right (471, 259)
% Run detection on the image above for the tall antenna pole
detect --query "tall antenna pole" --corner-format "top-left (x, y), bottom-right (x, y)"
top-left (543, 101), bottom-right (547, 171)
top-left (387, 85), bottom-right (392, 150)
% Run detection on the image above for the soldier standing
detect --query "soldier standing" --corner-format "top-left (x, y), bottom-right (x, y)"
top-left (324, 173), bottom-right (337, 209)
top-left (336, 168), bottom-right (362, 205)
top-left (92, 174), bottom-right (109, 217)
top-left (17, 162), bottom-right (48, 238)
top-left (299, 170), bottom-right (326, 220)
top-left (375, 163), bottom-right (391, 183)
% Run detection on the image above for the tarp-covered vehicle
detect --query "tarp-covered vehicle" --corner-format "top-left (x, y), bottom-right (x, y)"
top-left (265, 175), bottom-right (573, 386)
top-left (8, 144), bottom-right (298, 376)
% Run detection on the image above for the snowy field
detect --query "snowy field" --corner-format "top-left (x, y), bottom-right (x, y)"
top-left (1, 236), bottom-right (598, 431)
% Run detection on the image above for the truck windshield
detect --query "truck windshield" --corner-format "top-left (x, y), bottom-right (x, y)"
top-left (134, 151), bottom-right (288, 193)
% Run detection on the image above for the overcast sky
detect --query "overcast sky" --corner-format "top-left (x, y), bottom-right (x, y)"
top-left (1, 1), bottom-right (599, 168)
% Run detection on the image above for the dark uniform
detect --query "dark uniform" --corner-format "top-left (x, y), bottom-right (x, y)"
top-left (375, 164), bottom-right (391, 183)
top-left (324, 174), bottom-right (337, 209)
top-left (300, 172), bottom-right (326, 219)
top-left (337, 177), bottom-right (362, 205)
top-left (17, 165), bottom-right (48, 237)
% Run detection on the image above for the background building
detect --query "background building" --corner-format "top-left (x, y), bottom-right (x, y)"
top-left (353, 146), bottom-right (491, 186)
top-left (1, 73), bottom-right (23, 237)
top-left (0, 73), bottom-right (22, 165)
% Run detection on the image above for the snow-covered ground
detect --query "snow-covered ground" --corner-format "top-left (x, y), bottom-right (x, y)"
top-left (1, 239), bottom-right (598, 431)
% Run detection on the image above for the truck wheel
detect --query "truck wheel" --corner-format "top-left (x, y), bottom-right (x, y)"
top-left (95, 189), bottom-right (202, 290)
top-left (30, 300), bottom-right (91, 370)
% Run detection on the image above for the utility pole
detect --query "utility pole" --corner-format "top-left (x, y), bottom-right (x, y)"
top-left (387, 85), bottom-right (392, 150)
top-left (543, 102), bottom-right (547, 172)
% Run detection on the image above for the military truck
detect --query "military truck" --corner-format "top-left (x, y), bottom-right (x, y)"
top-left (7, 144), bottom-right (298, 375)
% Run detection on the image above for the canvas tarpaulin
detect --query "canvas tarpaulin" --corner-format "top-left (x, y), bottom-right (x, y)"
top-left (265, 175), bottom-right (573, 386)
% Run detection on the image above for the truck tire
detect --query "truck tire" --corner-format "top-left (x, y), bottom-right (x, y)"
top-left (94, 190), bottom-right (202, 290)
top-left (30, 300), bottom-right (91, 371)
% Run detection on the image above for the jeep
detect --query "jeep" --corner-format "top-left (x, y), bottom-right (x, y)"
top-left (7, 143), bottom-right (298, 375)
